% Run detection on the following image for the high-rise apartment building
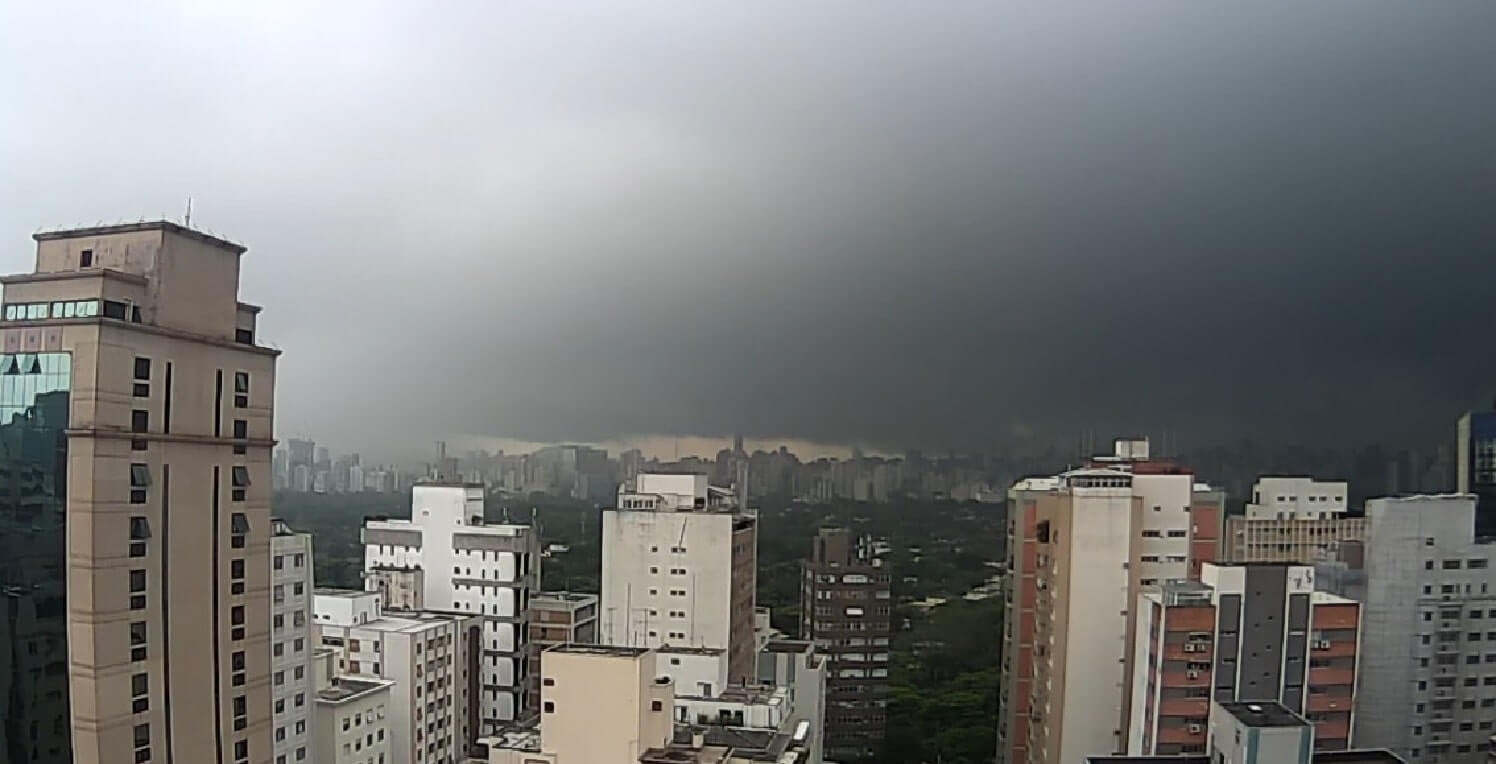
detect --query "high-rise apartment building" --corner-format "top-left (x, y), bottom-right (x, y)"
top-left (313, 589), bottom-right (482, 764)
top-left (600, 473), bottom-right (758, 684)
top-left (1318, 494), bottom-right (1496, 763)
top-left (998, 439), bottom-right (1224, 764)
top-left (271, 519), bottom-right (317, 764)
top-left (1457, 411), bottom-right (1496, 536)
top-left (1127, 563), bottom-right (1360, 756)
top-left (801, 526), bottom-right (891, 762)
top-left (525, 591), bottom-right (598, 709)
top-left (362, 482), bottom-right (540, 730)
top-left (1221, 477), bottom-right (1366, 565)
top-left (312, 670), bottom-right (393, 764)
top-left (0, 222), bottom-right (277, 764)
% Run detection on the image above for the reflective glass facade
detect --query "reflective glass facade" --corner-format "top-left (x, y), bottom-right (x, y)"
top-left (0, 352), bottom-right (72, 764)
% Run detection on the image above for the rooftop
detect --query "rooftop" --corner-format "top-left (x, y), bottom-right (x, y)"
top-left (314, 588), bottom-right (374, 599)
top-left (761, 639), bottom-right (814, 654)
top-left (1218, 701), bottom-right (1308, 728)
top-left (657, 645), bottom-right (725, 656)
top-left (315, 677), bottom-right (393, 705)
top-left (531, 591), bottom-right (598, 604)
top-left (33, 220), bottom-right (247, 254)
top-left (549, 644), bottom-right (652, 658)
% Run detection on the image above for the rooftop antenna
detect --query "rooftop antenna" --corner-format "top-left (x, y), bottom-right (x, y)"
top-left (184, 198), bottom-right (193, 228)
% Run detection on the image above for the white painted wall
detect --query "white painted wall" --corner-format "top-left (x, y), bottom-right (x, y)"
top-left (1058, 485), bottom-right (1135, 763)
top-left (314, 681), bottom-right (393, 764)
top-left (655, 648), bottom-right (729, 697)
top-left (1126, 594), bottom-right (1162, 755)
top-left (271, 532), bottom-right (316, 764)
top-left (1245, 477), bottom-right (1348, 519)
top-left (314, 591), bottom-right (383, 627)
top-left (601, 508), bottom-right (737, 653)
top-left (363, 484), bottom-right (536, 729)
top-left (1133, 473), bottom-right (1194, 585)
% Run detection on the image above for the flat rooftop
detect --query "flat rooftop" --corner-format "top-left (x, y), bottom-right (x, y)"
top-left (1219, 701), bottom-right (1308, 728)
top-left (314, 588), bottom-right (374, 599)
top-left (316, 677), bottom-right (392, 704)
top-left (531, 591), bottom-right (598, 604)
top-left (549, 644), bottom-right (651, 657)
top-left (657, 645), bottom-right (725, 656)
top-left (761, 639), bottom-right (813, 654)
top-left (33, 220), bottom-right (248, 254)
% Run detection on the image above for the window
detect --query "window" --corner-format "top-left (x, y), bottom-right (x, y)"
top-left (80, 249), bottom-right (94, 267)
top-left (134, 722), bottom-right (150, 749)
top-left (234, 372), bottom-right (249, 408)
top-left (132, 672), bottom-right (150, 713)
top-left (1445, 560), bottom-right (1463, 570)
top-left (231, 512), bottom-right (250, 542)
top-left (543, 702), bottom-right (555, 714)
top-left (231, 466), bottom-right (250, 501)
top-left (130, 516), bottom-right (150, 557)
top-left (130, 463), bottom-right (150, 503)
top-left (132, 409), bottom-right (149, 434)
top-left (234, 740), bottom-right (247, 762)
top-left (232, 605), bottom-right (246, 641)
top-left (233, 420), bottom-right (247, 455)
top-left (131, 621), bottom-right (148, 661)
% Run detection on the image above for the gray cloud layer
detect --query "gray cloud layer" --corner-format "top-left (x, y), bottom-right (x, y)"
top-left (2, 2), bottom-right (1493, 455)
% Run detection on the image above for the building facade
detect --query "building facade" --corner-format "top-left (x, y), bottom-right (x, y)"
top-left (525, 591), bottom-right (598, 709)
top-left (313, 590), bottom-right (483, 764)
top-left (1128, 563), bottom-right (1360, 756)
top-left (801, 526), bottom-right (890, 762)
top-left (600, 473), bottom-right (758, 684)
top-left (362, 483), bottom-right (540, 729)
top-left (313, 677), bottom-right (393, 764)
top-left (1319, 494), bottom-right (1496, 763)
top-left (0, 222), bottom-right (277, 764)
top-left (998, 439), bottom-right (1225, 764)
top-left (489, 645), bottom-right (675, 764)
top-left (271, 519), bottom-right (317, 764)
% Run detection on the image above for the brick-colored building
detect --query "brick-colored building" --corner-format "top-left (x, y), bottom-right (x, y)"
top-left (525, 591), bottom-right (597, 710)
top-left (1128, 563), bottom-right (1360, 756)
top-left (997, 438), bottom-right (1225, 764)
top-left (802, 526), bottom-right (891, 762)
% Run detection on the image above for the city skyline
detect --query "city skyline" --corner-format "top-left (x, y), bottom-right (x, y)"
top-left (5, 3), bottom-right (1496, 456)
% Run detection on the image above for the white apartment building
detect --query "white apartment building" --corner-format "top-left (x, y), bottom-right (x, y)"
top-left (271, 520), bottom-right (317, 764)
top-left (313, 677), bottom-right (393, 764)
top-left (313, 590), bottom-right (482, 764)
top-left (362, 482), bottom-right (540, 729)
top-left (601, 473), bottom-right (759, 683)
top-left (1245, 476), bottom-right (1349, 519)
top-left (1318, 493), bottom-right (1496, 763)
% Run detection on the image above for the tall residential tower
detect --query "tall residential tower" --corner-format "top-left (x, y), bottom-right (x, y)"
top-left (0, 222), bottom-right (278, 764)
top-left (600, 473), bottom-right (759, 684)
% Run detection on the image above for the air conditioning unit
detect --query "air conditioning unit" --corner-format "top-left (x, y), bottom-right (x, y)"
top-left (1188, 723), bottom-right (1203, 734)
top-left (1187, 670), bottom-right (1200, 679)
top-left (1183, 643), bottom-right (1196, 653)
top-left (1316, 640), bottom-right (1331, 649)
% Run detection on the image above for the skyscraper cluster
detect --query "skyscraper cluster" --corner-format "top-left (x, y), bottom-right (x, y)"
top-left (1000, 425), bottom-right (1496, 764)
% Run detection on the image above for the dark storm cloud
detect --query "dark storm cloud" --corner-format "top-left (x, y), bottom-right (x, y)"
top-left (1, 2), bottom-right (1493, 455)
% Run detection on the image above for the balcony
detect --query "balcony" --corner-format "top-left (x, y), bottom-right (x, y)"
top-left (1158, 698), bottom-right (1209, 717)
top-left (1306, 693), bottom-right (1352, 713)
top-left (1160, 671), bottom-right (1211, 688)
top-left (1308, 667), bottom-right (1355, 686)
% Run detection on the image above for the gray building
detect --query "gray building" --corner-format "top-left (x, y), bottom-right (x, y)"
top-left (1318, 494), bottom-right (1496, 763)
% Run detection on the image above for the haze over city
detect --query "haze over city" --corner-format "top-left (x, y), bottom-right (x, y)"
top-left (5, 2), bottom-right (1496, 460)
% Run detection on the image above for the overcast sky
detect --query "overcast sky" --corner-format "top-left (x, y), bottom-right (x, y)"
top-left (2, 2), bottom-right (1493, 458)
